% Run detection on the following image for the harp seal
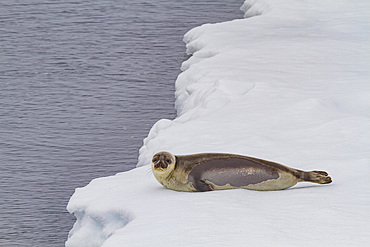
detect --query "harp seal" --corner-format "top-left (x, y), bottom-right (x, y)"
top-left (151, 152), bottom-right (332, 192)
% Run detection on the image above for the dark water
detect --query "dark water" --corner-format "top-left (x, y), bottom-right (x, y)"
top-left (0, 0), bottom-right (242, 246)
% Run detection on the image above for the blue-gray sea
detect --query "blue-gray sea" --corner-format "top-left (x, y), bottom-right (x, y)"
top-left (0, 0), bottom-right (242, 246)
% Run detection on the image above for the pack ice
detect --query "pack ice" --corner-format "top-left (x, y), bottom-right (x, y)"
top-left (66, 0), bottom-right (370, 246)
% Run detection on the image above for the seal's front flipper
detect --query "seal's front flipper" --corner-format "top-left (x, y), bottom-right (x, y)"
top-left (193, 179), bottom-right (213, 192)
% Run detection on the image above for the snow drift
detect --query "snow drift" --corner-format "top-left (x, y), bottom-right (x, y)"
top-left (66, 0), bottom-right (370, 246)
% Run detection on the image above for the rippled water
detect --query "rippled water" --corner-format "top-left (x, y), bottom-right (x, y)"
top-left (0, 0), bottom-right (242, 246)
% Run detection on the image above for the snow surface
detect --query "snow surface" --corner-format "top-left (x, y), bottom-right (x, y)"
top-left (66, 0), bottom-right (370, 246)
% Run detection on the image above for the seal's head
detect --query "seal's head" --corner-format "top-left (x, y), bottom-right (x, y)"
top-left (151, 151), bottom-right (176, 180)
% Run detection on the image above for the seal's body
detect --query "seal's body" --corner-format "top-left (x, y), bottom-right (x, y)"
top-left (151, 152), bottom-right (332, 192)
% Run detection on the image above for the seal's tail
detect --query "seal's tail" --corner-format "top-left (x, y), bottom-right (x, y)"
top-left (294, 170), bottom-right (332, 184)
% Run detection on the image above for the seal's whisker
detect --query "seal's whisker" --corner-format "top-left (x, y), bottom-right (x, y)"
top-left (146, 167), bottom-right (153, 177)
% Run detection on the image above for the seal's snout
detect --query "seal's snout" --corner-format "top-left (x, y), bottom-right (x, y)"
top-left (152, 157), bottom-right (168, 171)
top-left (152, 152), bottom-right (175, 172)
top-left (154, 161), bottom-right (168, 170)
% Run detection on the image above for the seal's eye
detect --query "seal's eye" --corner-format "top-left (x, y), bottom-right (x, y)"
top-left (166, 159), bottom-right (171, 163)
top-left (152, 158), bottom-right (158, 163)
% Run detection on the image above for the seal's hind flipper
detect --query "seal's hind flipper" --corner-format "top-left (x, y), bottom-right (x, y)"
top-left (296, 170), bottom-right (332, 184)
